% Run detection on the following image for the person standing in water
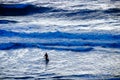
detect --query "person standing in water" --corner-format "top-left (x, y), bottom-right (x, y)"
top-left (44, 52), bottom-right (49, 70)
top-left (44, 52), bottom-right (49, 61)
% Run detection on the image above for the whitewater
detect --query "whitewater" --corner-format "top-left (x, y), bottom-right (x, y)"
top-left (0, 0), bottom-right (120, 80)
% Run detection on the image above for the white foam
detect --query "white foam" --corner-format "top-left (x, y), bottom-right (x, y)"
top-left (0, 48), bottom-right (120, 78)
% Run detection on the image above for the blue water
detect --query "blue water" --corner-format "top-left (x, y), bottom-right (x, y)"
top-left (0, 0), bottom-right (120, 80)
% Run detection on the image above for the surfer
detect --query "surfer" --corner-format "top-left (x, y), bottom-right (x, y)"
top-left (44, 52), bottom-right (49, 61)
top-left (44, 52), bottom-right (49, 70)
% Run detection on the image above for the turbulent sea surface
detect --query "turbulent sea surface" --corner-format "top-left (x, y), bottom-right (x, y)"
top-left (0, 0), bottom-right (120, 80)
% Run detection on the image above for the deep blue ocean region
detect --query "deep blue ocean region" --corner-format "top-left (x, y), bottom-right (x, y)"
top-left (0, 0), bottom-right (120, 80)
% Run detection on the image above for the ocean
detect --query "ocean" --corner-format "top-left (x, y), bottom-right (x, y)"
top-left (0, 0), bottom-right (120, 80)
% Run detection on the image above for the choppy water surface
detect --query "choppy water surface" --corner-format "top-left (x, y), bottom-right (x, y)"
top-left (0, 0), bottom-right (120, 80)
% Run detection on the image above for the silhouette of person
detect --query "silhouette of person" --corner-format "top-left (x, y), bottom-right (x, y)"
top-left (44, 52), bottom-right (49, 61)
top-left (44, 53), bottom-right (49, 67)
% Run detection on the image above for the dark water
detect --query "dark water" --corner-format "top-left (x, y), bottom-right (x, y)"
top-left (0, 0), bottom-right (120, 80)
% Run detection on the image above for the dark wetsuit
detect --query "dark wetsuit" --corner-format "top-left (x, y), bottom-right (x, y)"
top-left (44, 53), bottom-right (49, 61)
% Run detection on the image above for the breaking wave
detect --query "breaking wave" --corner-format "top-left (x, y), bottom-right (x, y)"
top-left (0, 1), bottom-right (120, 80)
top-left (0, 30), bottom-right (120, 51)
top-left (0, 3), bottom-right (120, 19)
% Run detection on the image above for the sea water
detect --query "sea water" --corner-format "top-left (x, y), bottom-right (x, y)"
top-left (0, 0), bottom-right (120, 80)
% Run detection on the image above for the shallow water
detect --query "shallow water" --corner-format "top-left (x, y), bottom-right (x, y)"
top-left (0, 0), bottom-right (120, 79)
top-left (0, 48), bottom-right (120, 80)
